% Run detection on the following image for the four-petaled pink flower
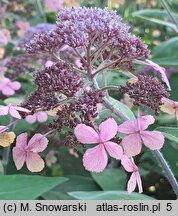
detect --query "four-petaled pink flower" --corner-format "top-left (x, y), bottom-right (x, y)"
top-left (0, 78), bottom-right (21, 96)
top-left (13, 133), bottom-right (49, 172)
top-left (0, 104), bottom-right (30, 119)
top-left (135, 59), bottom-right (171, 90)
top-left (25, 111), bottom-right (48, 124)
top-left (118, 115), bottom-right (164, 157)
top-left (121, 155), bottom-right (142, 194)
top-left (74, 118), bottom-right (123, 173)
top-left (161, 97), bottom-right (178, 121)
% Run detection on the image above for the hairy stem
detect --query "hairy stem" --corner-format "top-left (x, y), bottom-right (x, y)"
top-left (100, 54), bottom-right (109, 98)
top-left (2, 147), bottom-right (10, 175)
top-left (101, 85), bottom-right (120, 91)
top-left (152, 150), bottom-right (178, 197)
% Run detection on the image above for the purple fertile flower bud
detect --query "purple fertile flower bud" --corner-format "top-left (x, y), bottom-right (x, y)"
top-left (119, 75), bottom-right (169, 115)
top-left (55, 7), bottom-right (149, 60)
top-left (26, 29), bottom-right (63, 54)
top-left (34, 60), bottom-right (84, 97)
top-left (17, 23), bottom-right (55, 49)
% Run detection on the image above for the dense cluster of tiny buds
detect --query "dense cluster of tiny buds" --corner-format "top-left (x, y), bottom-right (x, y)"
top-left (55, 7), bottom-right (149, 60)
top-left (119, 75), bottom-right (169, 115)
top-left (63, 131), bottom-right (79, 152)
top-left (25, 30), bottom-right (63, 54)
top-left (34, 61), bottom-right (84, 97)
top-left (49, 105), bottom-right (80, 131)
top-left (49, 88), bottom-right (105, 131)
top-left (72, 88), bottom-right (105, 121)
top-left (4, 55), bottom-right (34, 79)
top-left (17, 23), bottom-right (55, 49)
top-left (21, 89), bottom-right (58, 113)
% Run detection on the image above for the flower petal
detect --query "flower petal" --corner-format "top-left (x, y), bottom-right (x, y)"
top-left (138, 115), bottom-right (155, 131)
top-left (135, 59), bottom-right (171, 90)
top-left (141, 131), bottom-right (164, 150)
top-left (12, 147), bottom-right (26, 170)
top-left (135, 171), bottom-right (143, 193)
top-left (121, 155), bottom-right (135, 172)
top-left (0, 126), bottom-right (8, 133)
top-left (146, 60), bottom-right (171, 90)
top-left (26, 152), bottom-right (44, 172)
top-left (175, 108), bottom-right (178, 121)
top-left (27, 133), bottom-right (49, 152)
top-left (16, 132), bottom-right (28, 149)
top-left (2, 86), bottom-right (15, 96)
top-left (161, 104), bottom-right (175, 115)
top-left (0, 106), bottom-right (8, 116)
top-left (127, 172), bottom-right (137, 194)
top-left (36, 111), bottom-right (48, 122)
top-left (104, 141), bottom-right (123, 159)
top-left (14, 106), bottom-right (30, 113)
top-left (25, 114), bottom-right (37, 124)
top-left (118, 119), bottom-right (138, 134)
top-left (99, 118), bottom-right (118, 142)
top-left (0, 78), bottom-right (9, 90)
top-left (0, 132), bottom-right (16, 147)
top-left (8, 81), bottom-right (21, 90)
top-left (83, 144), bottom-right (108, 173)
top-left (9, 106), bottom-right (21, 119)
top-left (121, 134), bottom-right (142, 157)
top-left (74, 124), bottom-right (99, 144)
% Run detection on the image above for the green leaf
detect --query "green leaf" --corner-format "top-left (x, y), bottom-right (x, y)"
top-left (4, 97), bottom-right (23, 106)
top-left (133, 9), bottom-right (178, 19)
top-left (162, 141), bottom-right (178, 176)
top-left (92, 168), bottom-right (127, 190)
top-left (58, 147), bottom-right (89, 176)
top-left (151, 58), bottom-right (178, 66)
top-left (13, 119), bottom-right (37, 135)
top-left (0, 175), bottom-right (68, 200)
top-left (43, 175), bottom-right (100, 200)
top-left (152, 37), bottom-right (178, 58)
top-left (156, 127), bottom-right (178, 142)
top-left (109, 96), bottom-right (135, 120)
top-left (132, 9), bottom-right (178, 31)
top-left (68, 191), bottom-right (155, 200)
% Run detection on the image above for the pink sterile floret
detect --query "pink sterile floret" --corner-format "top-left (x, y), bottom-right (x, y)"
top-left (118, 115), bottom-right (164, 157)
top-left (13, 133), bottom-right (49, 172)
top-left (74, 118), bottom-right (123, 173)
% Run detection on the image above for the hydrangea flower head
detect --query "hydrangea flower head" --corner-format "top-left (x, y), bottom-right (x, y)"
top-left (74, 118), bottom-right (123, 173)
top-left (121, 155), bottom-right (142, 194)
top-left (118, 115), bottom-right (164, 156)
top-left (13, 133), bottom-right (49, 172)
top-left (56, 7), bottom-right (149, 59)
